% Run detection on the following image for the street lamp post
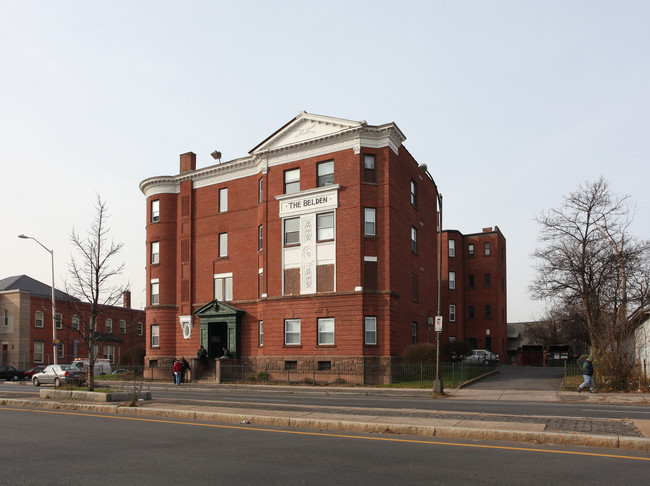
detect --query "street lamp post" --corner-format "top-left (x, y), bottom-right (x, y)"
top-left (18, 234), bottom-right (58, 365)
top-left (433, 193), bottom-right (444, 395)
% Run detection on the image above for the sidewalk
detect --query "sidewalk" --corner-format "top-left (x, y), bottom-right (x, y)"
top-left (3, 382), bottom-right (650, 451)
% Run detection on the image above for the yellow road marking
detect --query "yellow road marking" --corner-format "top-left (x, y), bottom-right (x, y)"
top-left (3, 407), bottom-right (649, 462)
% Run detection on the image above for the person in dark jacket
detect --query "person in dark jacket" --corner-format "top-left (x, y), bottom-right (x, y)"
top-left (180, 357), bottom-right (191, 383)
top-left (578, 355), bottom-right (595, 393)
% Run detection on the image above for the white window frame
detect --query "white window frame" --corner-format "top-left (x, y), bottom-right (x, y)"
top-left (214, 273), bottom-right (233, 302)
top-left (284, 318), bottom-right (301, 345)
top-left (105, 318), bottom-right (113, 333)
top-left (258, 225), bottom-right (263, 251)
top-left (258, 177), bottom-right (263, 204)
top-left (468, 244), bottom-right (474, 256)
top-left (317, 318), bottom-right (335, 345)
top-left (151, 279), bottom-right (160, 306)
top-left (151, 325), bottom-right (160, 347)
top-left (412, 322), bottom-right (418, 344)
top-left (364, 316), bottom-right (377, 345)
top-left (119, 319), bottom-right (126, 334)
top-left (57, 342), bottom-right (64, 360)
top-left (219, 188), bottom-right (228, 212)
top-left (55, 313), bottom-right (62, 330)
top-left (151, 241), bottom-right (160, 264)
top-left (35, 311), bottom-right (44, 328)
top-left (316, 212), bottom-right (334, 241)
top-left (449, 271), bottom-right (456, 290)
top-left (219, 232), bottom-right (228, 258)
top-left (410, 179), bottom-right (417, 207)
top-left (284, 217), bottom-right (300, 245)
top-left (484, 242), bottom-right (491, 256)
top-left (71, 315), bottom-right (79, 330)
top-left (284, 168), bottom-right (300, 194)
top-left (258, 320), bottom-right (263, 346)
top-left (317, 160), bottom-right (334, 187)
top-left (449, 239), bottom-right (455, 257)
top-left (364, 208), bottom-right (376, 236)
top-left (151, 199), bottom-right (160, 223)
top-left (34, 341), bottom-right (44, 363)
top-left (450, 304), bottom-right (456, 322)
top-left (137, 322), bottom-right (143, 336)
top-left (104, 344), bottom-right (115, 362)
top-left (411, 226), bottom-right (418, 253)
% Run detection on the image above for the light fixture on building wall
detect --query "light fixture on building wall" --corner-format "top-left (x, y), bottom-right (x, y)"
top-left (211, 150), bottom-right (222, 161)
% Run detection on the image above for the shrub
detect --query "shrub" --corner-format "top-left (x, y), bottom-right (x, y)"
top-left (402, 343), bottom-right (437, 363)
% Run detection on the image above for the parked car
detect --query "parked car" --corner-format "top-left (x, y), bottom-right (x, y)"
top-left (32, 364), bottom-right (86, 387)
top-left (0, 365), bottom-right (27, 381)
top-left (24, 366), bottom-right (47, 379)
top-left (463, 349), bottom-right (499, 365)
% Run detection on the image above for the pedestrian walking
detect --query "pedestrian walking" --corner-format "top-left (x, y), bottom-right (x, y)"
top-left (173, 358), bottom-right (183, 386)
top-left (578, 355), bottom-right (595, 393)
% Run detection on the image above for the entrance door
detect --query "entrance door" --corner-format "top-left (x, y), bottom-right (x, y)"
top-left (207, 322), bottom-right (228, 359)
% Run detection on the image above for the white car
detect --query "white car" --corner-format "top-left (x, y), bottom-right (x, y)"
top-left (32, 364), bottom-right (86, 387)
top-left (463, 349), bottom-right (499, 364)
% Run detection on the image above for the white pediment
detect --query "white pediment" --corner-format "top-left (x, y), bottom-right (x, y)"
top-left (251, 111), bottom-right (365, 155)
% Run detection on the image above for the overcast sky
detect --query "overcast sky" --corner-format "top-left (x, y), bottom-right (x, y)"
top-left (2, 1), bottom-right (648, 322)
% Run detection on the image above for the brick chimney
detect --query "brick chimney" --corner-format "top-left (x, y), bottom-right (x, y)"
top-left (123, 290), bottom-right (131, 309)
top-left (482, 227), bottom-right (493, 233)
top-left (180, 152), bottom-right (196, 173)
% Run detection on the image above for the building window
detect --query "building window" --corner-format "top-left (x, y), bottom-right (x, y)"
top-left (105, 318), bottom-right (113, 334)
top-left (410, 179), bottom-right (417, 208)
top-left (258, 177), bottom-right (263, 204)
top-left (151, 279), bottom-right (159, 305)
top-left (468, 306), bottom-right (475, 320)
top-left (258, 225), bottom-right (263, 251)
top-left (151, 241), bottom-right (160, 265)
top-left (450, 304), bottom-right (456, 322)
top-left (151, 199), bottom-right (160, 223)
top-left (104, 344), bottom-right (115, 362)
top-left (258, 321), bottom-right (263, 346)
top-left (3, 309), bottom-right (7, 326)
top-left (284, 319), bottom-right (301, 345)
top-left (219, 188), bottom-right (228, 212)
top-left (284, 168), bottom-right (300, 194)
top-left (484, 273), bottom-right (491, 288)
top-left (317, 160), bottom-right (334, 187)
top-left (484, 242), bottom-right (491, 256)
top-left (411, 227), bottom-right (418, 254)
top-left (364, 208), bottom-right (376, 236)
top-left (71, 315), bottom-right (79, 330)
top-left (284, 218), bottom-right (300, 245)
top-left (468, 244), bottom-right (474, 257)
top-left (151, 325), bottom-right (159, 347)
top-left (214, 273), bottom-right (233, 302)
top-left (449, 271), bottom-right (456, 290)
top-left (363, 154), bottom-right (376, 183)
top-left (316, 212), bottom-right (334, 241)
top-left (318, 318), bottom-right (335, 345)
top-left (365, 316), bottom-right (377, 345)
top-left (35, 311), bottom-right (44, 328)
top-left (449, 239), bottom-right (455, 257)
top-left (58, 343), bottom-right (64, 360)
top-left (318, 361), bottom-right (332, 371)
top-left (411, 273), bottom-right (418, 303)
top-left (137, 322), bottom-right (143, 336)
top-left (55, 313), bottom-right (62, 330)
top-left (34, 341), bottom-right (44, 363)
top-left (218, 233), bottom-right (228, 258)
top-left (120, 320), bottom-right (126, 334)
top-left (485, 305), bottom-right (492, 319)
top-left (468, 275), bottom-right (475, 289)
top-left (284, 361), bottom-right (297, 371)
top-left (412, 322), bottom-right (418, 344)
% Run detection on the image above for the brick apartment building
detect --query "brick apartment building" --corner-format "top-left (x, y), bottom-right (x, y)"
top-left (140, 112), bottom-right (507, 377)
top-left (441, 228), bottom-right (507, 357)
top-left (0, 275), bottom-right (144, 369)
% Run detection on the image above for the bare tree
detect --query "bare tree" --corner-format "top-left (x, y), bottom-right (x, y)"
top-left (66, 195), bottom-right (128, 391)
top-left (530, 177), bottom-right (650, 390)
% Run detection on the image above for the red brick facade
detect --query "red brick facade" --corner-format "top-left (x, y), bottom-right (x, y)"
top-left (140, 112), bottom-right (507, 371)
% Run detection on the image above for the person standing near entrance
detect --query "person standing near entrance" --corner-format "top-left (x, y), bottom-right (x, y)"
top-left (578, 355), bottom-right (595, 393)
top-left (173, 358), bottom-right (183, 385)
top-left (197, 346), bottom-right (208, 367)
top-left (180, 356), bottom-right (190, 383)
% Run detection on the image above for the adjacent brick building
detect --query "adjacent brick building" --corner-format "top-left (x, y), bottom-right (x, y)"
top-left (140, 112), bottom-right (507, 376)
top-left (0, 275), bottom-right (144, 368)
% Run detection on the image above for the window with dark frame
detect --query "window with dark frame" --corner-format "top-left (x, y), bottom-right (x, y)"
top-left (468, 305), bottom-right (475, 320)
top-left (363, 154), bottom-right (376, 182)
top-left (410, 179), bottom-right (417, 207)
top-left (484, 273), bottom-right (491, 288)
top-left (485, 305), bottom-right (492, 319)
top-left (411, 226), bottom-right (418, 253)
top-left (468, 274), bottom-right (475, 289)
top-left (258, 225), bottom-right (263, 251)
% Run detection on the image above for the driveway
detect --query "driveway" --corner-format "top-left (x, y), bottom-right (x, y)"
top-left (466, 365), bottom-right (565, 391)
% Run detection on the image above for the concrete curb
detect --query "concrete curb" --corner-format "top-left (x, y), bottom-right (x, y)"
top-left (3, 398), bottom-right (649, 451)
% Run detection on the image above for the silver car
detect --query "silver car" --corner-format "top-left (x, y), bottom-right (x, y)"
top-left (32, 364), bottom-right (86, 387)
top-left (463, 349), bottom-right (499, 365)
